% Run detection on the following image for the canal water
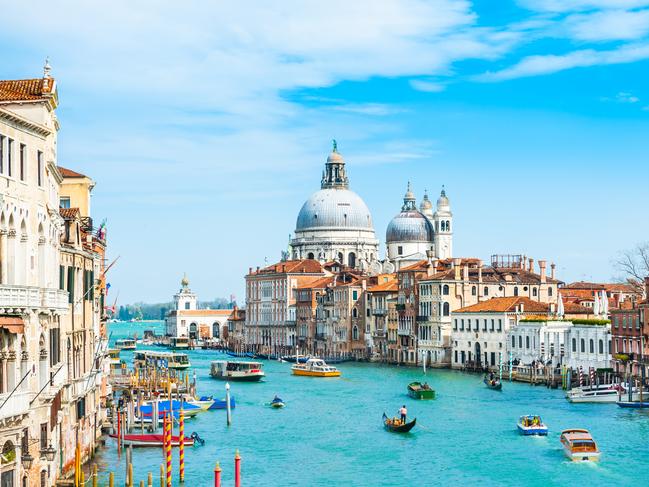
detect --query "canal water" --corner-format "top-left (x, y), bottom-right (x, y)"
top-left (97, 321), bottom-right (649, 486)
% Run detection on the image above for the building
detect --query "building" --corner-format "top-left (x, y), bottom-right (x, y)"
top-left (610, 304), bottom-right (643, 376)
top-left (386, 184), bottom-right (452, 270)
top-left (57, 166), bottom-right (109, 481)
top-left (560, 281), bottom-right (642, 311)
top-left (165, 276), bottom-right (233, 342)
top-left (451, 296), bottom-right (552, 369)
top-left (245, 260), bottom-right (327, 354)
top-left (290, 143), bottom-right (379, 269)
top-left (365, 274), bottom-right (398, 361)
top-left (295, 275), bottom-right (334, 355)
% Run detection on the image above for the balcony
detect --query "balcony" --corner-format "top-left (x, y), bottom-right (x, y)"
top-left (372, 329), bottom-right (386, 338)
top-left (0, 391), bottom-right (30, 421)
top-left (416, 315), bottom-right (429, 322)
top-left (0, 285), bottom-right (68, 313)
top-left (372, 308), bottom-right (388, 316)
top-left (398, 326), bottom-right (412, 336)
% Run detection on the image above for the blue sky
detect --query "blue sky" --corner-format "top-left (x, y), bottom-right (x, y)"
top-left (2, 0), bottom-right (648, 304)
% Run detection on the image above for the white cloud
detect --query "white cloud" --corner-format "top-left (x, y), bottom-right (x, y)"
top-left (409, 79), bottom-right (447, 92)
top-left (518, 0), bottom-right (649, 12)
top-left (615, 92), bottom-right (640, 103)
top-left (330, 103), bottom-right (406, 116)
top-left (479, 42), bottom-right (649, 80)
top-left (566, 9), bottom-right (649, 41)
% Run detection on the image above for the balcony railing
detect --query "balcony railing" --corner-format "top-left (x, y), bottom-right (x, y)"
top-left (0, 391), bottom-right (30, 421)
top-left (416, 315), bottom-right (429, 322)
top-left (0, 285), bottom-right (68, 313)
top-left (398, 327), bottom-right (412, 336)
top-left (372, 308), bottom-right (388, 316)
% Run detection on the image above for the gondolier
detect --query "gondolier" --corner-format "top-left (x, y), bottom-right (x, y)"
top-left (400, 405), bottom-right (407, 423)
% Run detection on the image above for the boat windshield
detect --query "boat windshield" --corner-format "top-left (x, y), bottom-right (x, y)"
top-left (173, 354), bottom-right (189, 364)
top-left (571, 440), bottom-right (597, 451)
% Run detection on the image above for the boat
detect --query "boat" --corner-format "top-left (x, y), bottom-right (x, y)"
top-left (109, 433), bottom-right (198, 447)
top-left (291, 358), bottom-right (341, 377)
top-left (107, 348), bottom-right (121, 365)
top-left (617, 401), bottom-right (649, 408)
top-left (560, 429), bottom-right (600, 462)
top-left (280, 355), bottom-right (310, 364)
top-left (270, 396), bottom-right (285, 408)
top-left (133, 350), bottom-right (191, 370)
top-left (138, 401), bottom-right (202, 419)
top-left (185, 396), bottom-right (236, 410)
top-left (566, 383), bottom-right (647, 403)
top-left (517, 415), bottom-right (548, 436)
top-left (210, 360), bottom-right (265, 381)
top-left (382, 413), bottom-right (416, 433)
top-left (115, 338), bottom-right (136, 350)
top-left (170, 336), bottom-right (190, 350)
top-left (484, 377), bottom-right (502, 391)
top-left (407, 382), bottom-right (435, 400)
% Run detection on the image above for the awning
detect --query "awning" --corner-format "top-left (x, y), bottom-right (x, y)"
top-left (0, 316), bottom-right (25, 334)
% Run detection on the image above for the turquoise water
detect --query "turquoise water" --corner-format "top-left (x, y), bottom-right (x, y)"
top-left (97, 322), bottom-right (649, 486)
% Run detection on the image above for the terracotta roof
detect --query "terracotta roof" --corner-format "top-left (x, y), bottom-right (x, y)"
top-left (177, 309), bottom-right (234, 317)
top-left (0, 315), bottom-right (24, 334)
top-left (0, 78), bottom-right (55, 102)
top-left (455, 296), bottom-right (550, 314)
top-left (564, 281), bottom-right (639, 293)
top-left (249, 259), bottom-right (324, 276)
top-left (296, 276), bottom-right (335, 290)
top-left (398, 260), bottom-right (431, 272)
top-left (58, 166), bottom-right (87, 178)
top-left (59, 207), bottom-right (80, 220)
top-left (563, 303), bottom-right (592, 315)
top-left (368, 278), bottom-right (398, 292)
top-left (423, 264), bottom-right (561, 285)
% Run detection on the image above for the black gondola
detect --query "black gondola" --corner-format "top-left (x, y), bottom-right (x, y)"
top-left (382, 413), bottom-right (416, 433)
top-left (483, 377), bottom-right (503, 391)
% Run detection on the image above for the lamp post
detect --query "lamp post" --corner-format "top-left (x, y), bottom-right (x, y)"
top-left (21, 452), bottom-right (34, 470)
top-left (41, 443), bottom-right (57, 462)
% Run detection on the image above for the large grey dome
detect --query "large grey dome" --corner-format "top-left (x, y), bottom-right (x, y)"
top-left (296, 188), bottom-right (374, 231)
top-left (386, 210), bottom-right (434, 243)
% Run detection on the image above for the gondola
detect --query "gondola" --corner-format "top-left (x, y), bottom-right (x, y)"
top-left (484, 377), bottom-right (502, 391)
top-left (382, 413), bottom-right (416, 433)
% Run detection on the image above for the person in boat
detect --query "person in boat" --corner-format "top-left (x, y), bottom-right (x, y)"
top-left (422, 382), bottom-right (430, 390)
top-left (399, 405), bottom-right (407, 423)
top-left (272, 395), bottom-right (283, 403)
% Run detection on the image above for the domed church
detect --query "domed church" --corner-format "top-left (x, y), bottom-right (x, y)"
top-left (290, 142), bottom-right (379, 268)
top-left (386, 183), bottom-right (453, 270)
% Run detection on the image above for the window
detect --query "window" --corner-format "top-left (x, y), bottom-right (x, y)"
top-left (443, 285), bottom-right (449, 296)
top-left (572, 338), bottom-right (576, 352)
top-left (598, 339), bottom-right (604, 354)
top-left (482, 319), bottom-right (487, 331)
top-left (66, 266), bottom-right (75, 303)
top-left (184, 302), bottom-right (190, 310)
top-left (19, 143), bottom-right (26, 181)
top-left (526, 336), bottom-right (530, 349)
top-left (352, 290), bottom-right (358, 301)
top-left (497, 319), bottom-right (502, 332)
top-left (589, 339), bottom-right (594, 353)
top-left (352, 308), bottom-right (357, 318)
top-left (443, 302), bottom-right (449, 316)
top-left (397, 246), bottom-right (403, 255)
top-left (532, 288), bottom-right (537, 297)
top-left (580, 339), bottom-right (585, 353)
top-left (49, 328), bottom-right (60, 366)
top-left (60, 197), bottom-right (71, 208)
top-left (454, 350), bottom-right (458, 363)
top-left (474, 319), bottom-right (479, 332)
top-left (513, 287), bottom-right (519, 297)
top-left (7, 138), bottom-right (13, 176)
top-left (366, 308), bottom-right (370, 317)
top-left (622, 317), bottom-right (627, 329)
top-left (352, 326), bottom-right (359, 340)
top-left (490, 319), bottom-right (494, 332)
top-left (40, 422), bottom-right (48, 449)
top-left (472, 286), bottom-right (476, 296)
top-left (484, 287), bottom-right (489, 296)
top-left (460, 319), bottom-right (464, 331)
top-left (548, 287), bottom-right (553, 297)
top-left (0, 135), bottom-right (4, 173)
top-left (37, 151), bottom-right (43, 186)
top-left (307, 252), bottom-right (314, 259)
top-left (453, 319), bottom-right (457, 331)
top-left (512, 335), bottom-right (516, 348)
top-left (518, 336), bottom-right (522, 348)
top-left (59, 265), bottom-right (65, 290)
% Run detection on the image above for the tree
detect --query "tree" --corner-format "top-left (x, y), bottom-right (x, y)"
top-left (613, 241), bottom-right (649, 293)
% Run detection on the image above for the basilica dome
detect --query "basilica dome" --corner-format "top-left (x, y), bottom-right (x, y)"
top-left (296, 188), bottom-right (374, 231)
top-left (386, 210), bottom-right (433, 243)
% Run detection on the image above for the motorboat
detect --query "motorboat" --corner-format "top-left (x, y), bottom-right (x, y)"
top-left (382, 413), bottom-right (416, 433)
top-left (133, 350), bottom-right (191, 370)
top-left (291, 358), bottom-right (341, 377)
top-left (560, 429), bottom-right (600, 462)
top-left (170, 337), bottom-right (190, 350)
top-left (109, 433), bottom-right (201, 447)
top-left (407, 382), bottom-right (435, 400)
top-left (617, 401), bottom-right (649, 409)
top-left (184, 395), bottom-right (236, 410)
top-left (270, 396), bottom-right (285, 408)
top-left (280, 355), bottom-right (310, 364)
top-left (115, 338), bottom-right (136, 350)
top-left (210, 360), bottom-right (265, 381)
top-left (517, 415), bottom-right (548, 436)
top-left (566, 383), bottom-right (647, 403)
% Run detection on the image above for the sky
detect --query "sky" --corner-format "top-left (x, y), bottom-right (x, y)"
top-left (1, 0), bottom-right (648, 304)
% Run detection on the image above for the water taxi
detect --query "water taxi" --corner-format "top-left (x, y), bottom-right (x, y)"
top-left (517, 415), bottom-right (548, 436)
top-left (115, 338), bottom-right (136, 350)
top-left (560, 429), bottom-right (600, 462)
top-left (210, 360), bottom-right (265, 381)
top-left (107, 348), bottom-right (121, 365)
top-left (170, 336), bottom-right (190, 350)
top-left (133, 350), bottom-right (191, 370)
top-left (291, 358), bottom-right (341, 377)
top-left (567, 383), bottom-right (648, 403)
top-left (407, 382), bottom-right (435, 399)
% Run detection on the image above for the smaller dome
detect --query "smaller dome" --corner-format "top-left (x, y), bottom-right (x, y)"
top-left (420, 191), bottom-right (432, 211)
top-left (437, 187), bottom-right (449, 209)
top-left (386, 211), bottom-right (434, 243)
top-left (181, 274), bottom-right (189, 287)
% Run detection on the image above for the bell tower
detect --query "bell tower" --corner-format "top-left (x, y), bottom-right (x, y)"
top-left (434, 187), bottom-right (453, 259)
top-left (174, 274), bottom-right (197, 311)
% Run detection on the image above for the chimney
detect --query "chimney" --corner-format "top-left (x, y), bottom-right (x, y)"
top-left (426, 249), bottom-right (433, 265)
top-left (478, 260), bottom-right (483, 283)
top-left (453, 258), bottom-right (461, 281)
top-left (528, 258), bottom-right (534, 273)
top-left (550, 263), bottom-right (556, 280)
top-left (538, 260), bottom-right (547, 283)
top-left (519, 303), bottom-right (524, 314)
top-left (249, 267), bottom-right (252, 275)
top-left (256, 266), bottom-right (260, 272)
top-left (282, 264), bottom-right (286, 273)
top-left (522, 255), bottom-right (527, 270)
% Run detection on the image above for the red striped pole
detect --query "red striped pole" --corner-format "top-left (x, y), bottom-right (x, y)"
top-left (179, 410), bottom-right (185, 483)
top-left (214, 462), bottom-right (221, 487)
top-left (234, 450), bottom-right (241, 487)
top-left (165, 413), bottom-right (172, 487)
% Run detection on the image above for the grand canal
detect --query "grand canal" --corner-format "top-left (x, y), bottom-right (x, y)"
top-left (98, 322), bottom-right (649, 486)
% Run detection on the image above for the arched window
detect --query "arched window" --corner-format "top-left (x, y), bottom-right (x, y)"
top-left (41, 471), bottom-right (47, 487)
top-left (580, 339), bottom-right (585, 353)
top-left (307, 252), bottom-right (314, 260)
top-left (572, 338), bottom-right (576, 352)
top-left (513, 287), bottom-right (519, 297)
top-left (1, 441), bottom-right (15, 464)
top-left (518, 336), bottom-right (522, 348)
top-left (484, 287), bottom-right (489, 296)
top-left (548, 287), bottom-right (553, 296)
top-left (441, 221), bottom-right (446, 231)
top-left (589, 339), bottom-right (594, 353)
top-left (212, 323), bottom-right (220, 338)
top-left (598, 339), bottom-right (604, 354)
top-left (446, 220), bottom-right (451, 232)
top-left (443, 285), bottom-right (449, 296)
top-left (526, 336), bottom-right (530, 349)
top-left (532, 288), bottom-right (537, 297)
top-left (512, 335), bottom-right (516, 348)
top-left (348, 252), bottom-right (356, 268)
top-left (352, 326), bottom-right (359, 340)
top-left (337, 252), bottom-right (343, 263)
top-left (352, 308), bottom-right (358, 318)
top-left (471, 286), bottom-right (476, 296)
top-left (442, 302), bottom-right (450, 316)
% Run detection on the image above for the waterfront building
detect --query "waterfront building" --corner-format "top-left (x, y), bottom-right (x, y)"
top-left (451, 297), bottom-right (551, 369)
top-left (57, 166), bottom-right (109, 479)
top-left (385, 184), bottom-right (452, 270)
top-left (610, 304), bottom-right (643, 375)
top-left (225, 306), bottom-right (246, 351)
top-left (560, 281), bottom-right (641, 311)
top-left (295, 275), bottom-right (334, 354)
top-left (365, 275), bottom-right (398, 361)
top-left (419, 255), bottom-right (561, 368)
top-left (509, 319), bottom-right (611, 371)
top-left (245, 260), bottom-right (327, 354)
top-left (290, 144), bottom-right (379, 269)
top-left (165, 276), bottom-right (233, 342)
